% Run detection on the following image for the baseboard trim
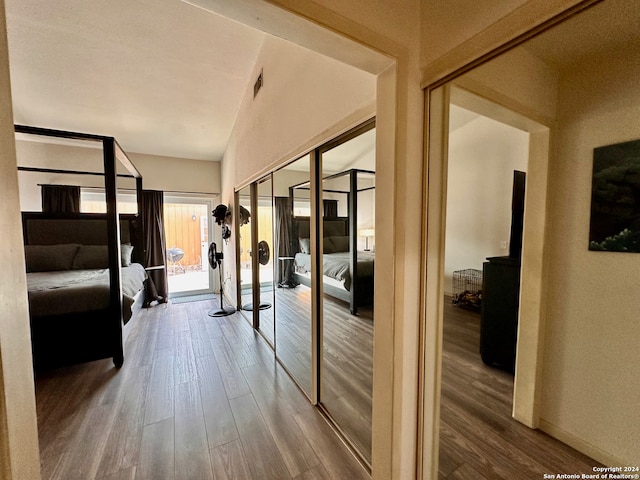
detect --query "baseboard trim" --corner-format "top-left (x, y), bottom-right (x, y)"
top-left (538, 418), bottom-right (625, 467)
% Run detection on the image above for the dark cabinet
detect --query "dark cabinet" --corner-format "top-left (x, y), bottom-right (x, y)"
top-left (480, 256), bottom-right (521, 374)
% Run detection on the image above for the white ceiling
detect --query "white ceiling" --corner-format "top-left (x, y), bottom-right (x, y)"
top-left (5, 0), bottom-right (266, 161)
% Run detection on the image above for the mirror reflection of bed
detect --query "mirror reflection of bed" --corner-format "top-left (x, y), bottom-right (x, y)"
top-left (291, 169), bottom-right (376, 315)
top-left (279, 167), bottom-right (375, 462)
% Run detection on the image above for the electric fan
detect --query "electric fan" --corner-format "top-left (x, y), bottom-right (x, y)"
top-left (242, 240), bottom-right (273, 311)
top-left (207, 242), bottom-right (236, 317)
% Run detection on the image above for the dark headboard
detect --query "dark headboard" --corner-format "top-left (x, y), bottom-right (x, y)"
top-left (293, 217), bottom-right (348, 242)
top-left (22, 212), bottom-right (144, 264)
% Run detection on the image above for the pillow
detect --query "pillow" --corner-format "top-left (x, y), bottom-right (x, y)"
top-left (323, 236), bottom-right (336, 254)
top-left (72, 245), bottom-right (109, 270)
top-left (121, 244), bottom-right (134, 267)
top-left (299, 238), bottom-right (311, 254)
top-left (24, 244), bottom-right (80, 273)
top-left (329, 236), bottom-right (349, 252)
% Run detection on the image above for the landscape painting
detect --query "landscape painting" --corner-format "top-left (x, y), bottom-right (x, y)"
top-left (589, 138), bottom-right (640, 252)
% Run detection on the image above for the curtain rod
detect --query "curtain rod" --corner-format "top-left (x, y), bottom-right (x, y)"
top-left (82, 186), bottom-right (219, 196)
top-left (19, 166), bottom-right (134, 178)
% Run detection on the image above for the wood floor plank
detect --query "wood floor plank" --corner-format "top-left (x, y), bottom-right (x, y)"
top-left (209, 439), bottom-right (252, 480)
top-left (174, 331), bottom-right (197, 385)
top-left (293, 464), bottom-right (333, 480)
top-left (39, 451), bottom-right (65, 480)
top-left (195, 354), bottom-right (239, 449)
top-left (242, 363), bottom-right (320, 477)
top-left (211, 335), bottom-right (251, 399)
top-left (95, 365), bottom-right (151, 477)
top-left (135, 418), bottom-right (174, 480)
top-left (447, 462), bottom-right (491, 480)
top-left (51, 403), bottom-right (117, 479)
top-left (229, 393), bottom-right (291, 480)
top-left (99, 466), bottom-right (136, 480)
top-left (143, 349), bottom-right (174, 425)
top-left (174, 381), bottom-right (213, 480)
top-left (439, 302), bottom-right (601, 479)
top-left (293, 408), bottom-right (369, 480)
top-left (188, 315), bottom-right (215, 357)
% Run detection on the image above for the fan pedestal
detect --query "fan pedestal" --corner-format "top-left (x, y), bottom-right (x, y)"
top-left (241, 303), bottom-right (271, 311)
top-left (207, 241), bottom-right (236, 318)
top-left (208, 306), bottom-right (236, 317)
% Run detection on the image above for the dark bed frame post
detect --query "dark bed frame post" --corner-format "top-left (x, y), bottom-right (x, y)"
top-left (103, 138), bottom-right (124, 367)
top-left (349, 170), bottom-right (358, 315)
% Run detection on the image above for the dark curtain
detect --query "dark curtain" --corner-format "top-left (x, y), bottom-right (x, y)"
top-left (141, 190), bottom-right (168, 306)
top-left (41, 185), bottom-right (80, 213)
top-left (274, 196), bottom-right (293, 284)
top-left (323, 199), bottom-right (338, 217)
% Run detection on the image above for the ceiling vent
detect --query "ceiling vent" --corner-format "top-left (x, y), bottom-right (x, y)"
top-left (253, 69), bottom-right (263, 99)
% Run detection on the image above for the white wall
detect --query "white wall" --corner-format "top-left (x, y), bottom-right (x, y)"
top-left (445, 106), bottom-right (529, 294)
top-left (15, 140), bottom-right (220, 211)
top-left (230, 34), bottom-right (376, 186)
top-left (540, 49), bottom-right (640, 465)
top-left (221, 33), bottom-right (376, 311)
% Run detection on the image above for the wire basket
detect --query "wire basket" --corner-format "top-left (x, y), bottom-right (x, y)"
top-left (452, 268), bottom-right (482, 309)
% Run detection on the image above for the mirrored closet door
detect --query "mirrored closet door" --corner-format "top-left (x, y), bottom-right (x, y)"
top-left (256, 176), bottom-right (275, 346)
top-left (236, 185), bottom-right (253, 318)
top-left (319, 121), bottom-right (376, 465)
top-left (272, 154), bottom-right (313, 397)
top-left (233, 119), bottom-right (376, 467)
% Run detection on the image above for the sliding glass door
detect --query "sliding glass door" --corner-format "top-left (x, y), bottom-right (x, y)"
top-left (163, 196), bottom-right (214, 297)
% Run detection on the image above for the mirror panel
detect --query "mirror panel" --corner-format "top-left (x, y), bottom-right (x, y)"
top-left (431, 0), bottom-right (640, 475)
top-left (237, 185), bottom-right (253, 320)
top-left (273, 154), bottom-right (313, 396)
top-left (257, 176), bottom-right (275, 345)
top-left (319, 126), bottom-right (376, 465)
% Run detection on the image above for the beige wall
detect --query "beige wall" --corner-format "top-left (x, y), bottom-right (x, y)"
top-left (540, 49), bottom-right (640, 465)
top-left (129, 152), bottom-right (220, 194)
top-left (420, 0), bottom-right (585, 84)
top-left (0, 0), bottom-right (41, 477)
top-left (15, 141), bottom-right (220, 211)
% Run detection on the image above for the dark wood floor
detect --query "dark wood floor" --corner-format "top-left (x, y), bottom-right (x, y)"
top-left (34, 299), bottom-right (370, 480)
top-left (439, 301), bottom-right (600, 479)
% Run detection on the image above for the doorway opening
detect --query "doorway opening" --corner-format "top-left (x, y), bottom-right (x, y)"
top-left (163, 196), bottom-right (215, 298)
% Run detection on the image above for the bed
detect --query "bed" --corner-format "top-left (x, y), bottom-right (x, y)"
top-left (16, 124), bottom-right (148, 369)
top-left (23, 213), bottom-right (147, 369)
top-left (292, 217), bottom-right (375, 314)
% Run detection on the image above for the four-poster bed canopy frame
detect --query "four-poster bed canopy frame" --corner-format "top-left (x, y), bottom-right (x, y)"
top-left (290, 168), bottom-right (375, 315)
top-left (16, 124), bottom-right (145, 368)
